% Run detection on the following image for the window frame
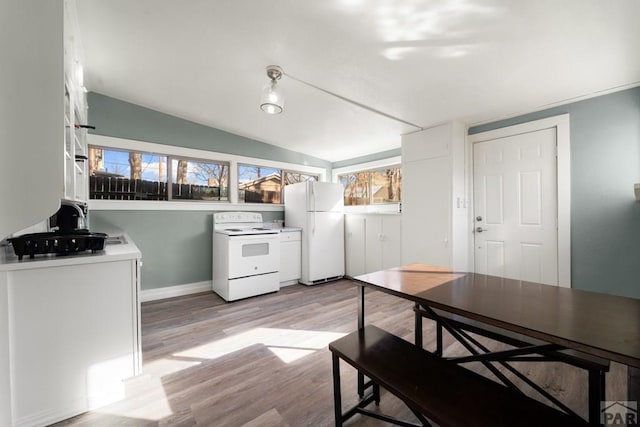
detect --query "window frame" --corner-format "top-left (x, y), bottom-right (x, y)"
top-left (168, 155), bottom-right (230, 201)
top-left (87, 134), bottom-right (326, 211)
top-left (88, 146), bottom-right (232, 202)
top-left (236, 163), bottom-right (320, 204)
top-left (87, 145), bottom-right (169, 201)
top-left (332, 156), bottom-right (402, 213)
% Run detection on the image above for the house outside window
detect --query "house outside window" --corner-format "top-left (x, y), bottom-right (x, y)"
top-left (238, 164), bottom-right (319, 204)
top-left (338, 166), bottom-right (401, 206)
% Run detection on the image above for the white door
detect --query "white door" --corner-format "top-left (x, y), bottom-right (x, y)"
top-left (474, 127), bottom-right (558, 285)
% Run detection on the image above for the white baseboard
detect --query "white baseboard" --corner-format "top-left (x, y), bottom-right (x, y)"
top-left (280, 279), bottom-right (300, 287)
top-left (141, 281), bottom-right (212, 302)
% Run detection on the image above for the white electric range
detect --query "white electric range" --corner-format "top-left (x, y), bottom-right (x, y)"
top-left (212, 212), bottom-right (280, 301)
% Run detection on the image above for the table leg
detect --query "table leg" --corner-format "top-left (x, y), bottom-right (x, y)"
top-left (357, 285), bottom-right (364, 330)
top-left (357, 285), bottom-right (365, 397)
top-left (332, 354), bottom-right (343, 427)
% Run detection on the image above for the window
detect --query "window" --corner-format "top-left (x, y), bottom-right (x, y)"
top-left (339, 171), bottom-right (370, 205)
top-left (238, 164), bottom-right (319, 204)
top-left (88, 146), bottom-right (229, 201)
top-left (338, 166), bottom-right (401, 206)
top-left (238, 164), bottom-right (282, 203)
top-left (283, 171), bottom-right (318, 185)
top-left (171, 157), bottom-right (228, 201)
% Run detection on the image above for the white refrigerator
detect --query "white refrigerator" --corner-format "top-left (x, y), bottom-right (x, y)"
top-left (284, 181), bottom-right (345, 285)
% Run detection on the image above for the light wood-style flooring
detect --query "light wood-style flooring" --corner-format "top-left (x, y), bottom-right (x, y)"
top-left (56, 280), bottom-right (627, 426)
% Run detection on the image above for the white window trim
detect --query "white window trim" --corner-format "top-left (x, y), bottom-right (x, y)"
top-left (332, 156), bottom-right (402, 214)
top-left (88, 134), bottom-right (327, 211)
top-left (467, 114), bottom-right (571, 288)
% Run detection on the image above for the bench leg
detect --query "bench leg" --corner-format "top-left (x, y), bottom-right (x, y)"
top-left (332, 354), bottom-right (343, 427)
top-left (357, 373), bottom-right (365, 398)
top-left (588, 369), bottom-right (605, 426)
top-left (373, 382), bottom-right (381, 405)
top-left (435, 321), bottom-right (443, 357)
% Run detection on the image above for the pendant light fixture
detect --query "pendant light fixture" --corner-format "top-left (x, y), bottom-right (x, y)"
top-left (260, 65), bottom-right (284, 114)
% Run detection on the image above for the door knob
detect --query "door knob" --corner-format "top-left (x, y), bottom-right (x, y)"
top-left (476, 227), bottom-right (488, 233)
top-left (476, 216), bottom-right (483, 221)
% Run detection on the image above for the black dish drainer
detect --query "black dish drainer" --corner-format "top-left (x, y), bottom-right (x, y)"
top-left (8, 230), bottom-right (107, 260)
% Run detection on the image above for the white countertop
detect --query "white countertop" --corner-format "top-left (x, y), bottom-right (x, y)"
top-left (0, 229), bottom-right (141, 271)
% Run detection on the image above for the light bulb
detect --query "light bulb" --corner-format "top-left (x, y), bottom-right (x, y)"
top-left (260, 80), bottom-right (284, 114)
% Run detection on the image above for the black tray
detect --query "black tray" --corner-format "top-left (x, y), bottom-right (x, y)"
top-left (8, 231), bottom-right (108, 260)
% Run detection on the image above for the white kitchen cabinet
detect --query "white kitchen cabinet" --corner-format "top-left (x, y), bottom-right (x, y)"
top-left (345, 215), bottom-right (366, 277)
top-left (0, 0), bottom-right (64, 239)
top-left (1, 0), bottom-right (88, 240)
top-left (280, 230), bottom-right (301, 286)
top-left (366, 214), bottom-right (402, 272)
top-left (345, 214), bottom-right (402, 276)
top-left (0, 236), bottom-right (142, 427)
top-left (401, 122), bottom-right (469, 270)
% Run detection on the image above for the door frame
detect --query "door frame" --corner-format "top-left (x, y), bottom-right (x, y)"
top-left (467, 114), bottom-right (571, 288)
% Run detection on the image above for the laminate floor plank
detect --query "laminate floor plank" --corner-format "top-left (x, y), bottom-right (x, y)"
top-left (55, 280), bottom-right (626, 427)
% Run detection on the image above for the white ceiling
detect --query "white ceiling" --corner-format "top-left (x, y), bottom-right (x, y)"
top-left (76, 0), bottom-right (640, 163)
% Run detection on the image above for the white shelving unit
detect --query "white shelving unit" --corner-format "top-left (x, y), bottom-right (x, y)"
top-left (62, 0), bottom-right (88, 203)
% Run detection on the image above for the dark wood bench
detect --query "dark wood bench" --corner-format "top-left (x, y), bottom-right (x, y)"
top-left (329, 325), bottom-right (588, 427)
top-left (414, 306), bottom-right (609, 425)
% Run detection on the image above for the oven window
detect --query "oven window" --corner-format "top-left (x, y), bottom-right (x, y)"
top-left (242, 243), bottom-right (269, 257)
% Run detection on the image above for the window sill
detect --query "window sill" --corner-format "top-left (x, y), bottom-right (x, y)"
top-left (88, 199), bottom-right (285, 212)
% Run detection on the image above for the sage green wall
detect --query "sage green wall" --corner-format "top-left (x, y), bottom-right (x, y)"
top-left (87, 93), bottom-right (320, 290)
top-left (469, 86), bottom-right (640, 298)
top-left (90, 210), bottom-right (282, 290)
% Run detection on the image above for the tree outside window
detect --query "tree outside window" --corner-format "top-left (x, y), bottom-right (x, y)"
top-left (339, 166), bottom-right (401, 206)
top-left (88, 146), bottom-right (228, 201)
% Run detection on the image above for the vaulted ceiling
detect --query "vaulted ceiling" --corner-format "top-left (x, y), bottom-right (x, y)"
top-left (76, 0), bottom-right (640, 162)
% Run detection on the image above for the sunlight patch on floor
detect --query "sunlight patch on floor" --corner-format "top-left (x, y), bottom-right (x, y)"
top-left (174, 328), bottom-right (347, 363)
top-left (93, 377), bottom-right (174, 421)
top-left (143, 356), bottom-right (202, 377)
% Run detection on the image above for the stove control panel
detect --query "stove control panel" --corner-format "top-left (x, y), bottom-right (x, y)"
top-left (214, 212), bottom-right (264, 225)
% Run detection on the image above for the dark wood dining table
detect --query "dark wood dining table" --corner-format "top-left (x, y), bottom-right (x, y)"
top-left (352, 263), bottom-right (640, 425)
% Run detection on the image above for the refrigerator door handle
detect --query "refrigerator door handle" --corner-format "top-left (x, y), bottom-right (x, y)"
top-left (310, 182), bottom-right (315, 235)
top-left (310, 181), bottom-right (315, 211)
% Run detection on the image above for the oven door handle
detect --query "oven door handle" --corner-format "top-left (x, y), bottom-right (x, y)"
top-left (228, 234), bottom-right (278, 241)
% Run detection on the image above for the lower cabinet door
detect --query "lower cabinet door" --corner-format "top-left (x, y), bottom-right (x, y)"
top-left (345, 215), bottom-right (366, 277)
top-left (7, 260), bottom-right (138, 426)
